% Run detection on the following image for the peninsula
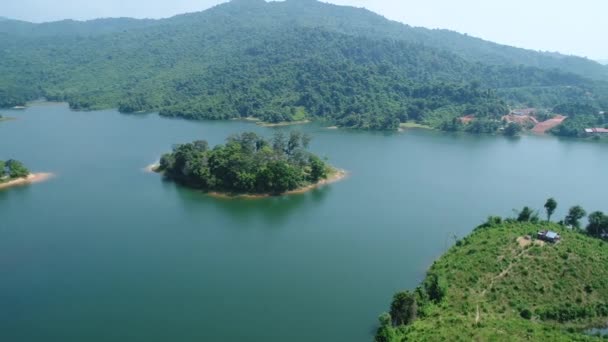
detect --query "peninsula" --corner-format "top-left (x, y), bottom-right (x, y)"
top-left (0, 159), bottom-right (53, 190)
top-left (154, 131), bottom-right (344, 197)
top-left (377, 200), bottom-right (608, 341)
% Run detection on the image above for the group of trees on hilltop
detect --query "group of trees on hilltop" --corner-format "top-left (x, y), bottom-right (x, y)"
top-left (0, 159), bottom-right (30, 180)
top-left (157, 131), bottom-right (332, 194)
top-left (488, 198), bottom-right (608, 239)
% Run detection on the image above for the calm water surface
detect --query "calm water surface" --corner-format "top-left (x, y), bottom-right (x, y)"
top-left (1, 103), bottom-right (607, 341)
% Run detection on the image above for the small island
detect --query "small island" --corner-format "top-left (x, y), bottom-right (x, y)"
top-left (0, 159), bottom-right (53, 190)
top-left (154, 131), bottom-right (345, 197)
top-left (376, 199), bottom-right (608, 341)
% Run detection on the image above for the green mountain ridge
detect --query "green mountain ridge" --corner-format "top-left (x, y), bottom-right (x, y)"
top-left (0, 0), bottom-right (606, 130)
top-left (2, 0), bottom-right (604, 80)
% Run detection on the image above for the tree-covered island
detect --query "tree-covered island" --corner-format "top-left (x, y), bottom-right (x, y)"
top-left (155, 131), bottom-right (343, 196)
top-left (0, 159), bottom-right (54, 190)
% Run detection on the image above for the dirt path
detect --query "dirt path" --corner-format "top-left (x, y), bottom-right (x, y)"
top-left (476, 240), bottom-right (535, 323)
top-left (532, 115), bottom-right (566, 134)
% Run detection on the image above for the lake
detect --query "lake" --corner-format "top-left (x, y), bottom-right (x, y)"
top-left (1, 103), bottom-right (607, 342)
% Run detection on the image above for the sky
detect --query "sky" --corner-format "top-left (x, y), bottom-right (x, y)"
top-left (2, 0), bottom-right (606, 60)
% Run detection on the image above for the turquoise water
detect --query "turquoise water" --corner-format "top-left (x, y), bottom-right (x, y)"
top-left (1, 103), bottom-right (607, 341)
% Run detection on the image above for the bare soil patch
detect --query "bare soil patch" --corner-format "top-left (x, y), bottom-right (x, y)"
top-left (532, 115), bottom-right (566, 134)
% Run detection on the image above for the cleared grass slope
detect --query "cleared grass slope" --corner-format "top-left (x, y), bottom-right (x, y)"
top-left (386, 222), bottom-right (608, 341)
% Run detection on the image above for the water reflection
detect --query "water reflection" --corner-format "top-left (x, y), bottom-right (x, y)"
top-left (169, 180), bottom-right (332, 226)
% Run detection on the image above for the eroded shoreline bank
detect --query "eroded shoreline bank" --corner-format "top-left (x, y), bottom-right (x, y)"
top-left (208, 169), bottom-right (348, 199)
top-left (0, 173), bottom-right (55, 190)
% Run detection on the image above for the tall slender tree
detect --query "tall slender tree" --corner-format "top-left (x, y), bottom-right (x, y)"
top-left (544, 198), bottom-right (557, 221)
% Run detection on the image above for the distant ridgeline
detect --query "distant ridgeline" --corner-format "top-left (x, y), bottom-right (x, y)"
top-left (156, 131), bottom-right (334, 195)
top-left (0, 0), bottom-right (607, 131)
top-left (377, 199), bottom-right (608, 341)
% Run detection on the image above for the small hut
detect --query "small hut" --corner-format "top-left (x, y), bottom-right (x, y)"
top-left (537, 230), bottom-right (561, 243)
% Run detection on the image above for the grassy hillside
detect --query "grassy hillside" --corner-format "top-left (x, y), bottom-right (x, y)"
top-left (378, 221), bottom-right (608, 341)
top-left (0, 0), bottom-right (606, 130)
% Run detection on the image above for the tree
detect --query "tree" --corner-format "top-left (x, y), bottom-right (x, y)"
top-left (520, 308), bottom-right (532, 320)
top-left (301, 134), bottom-right (311, 149)
top-left (308, 155), bottom-right (327, 182)
top-left (287, 131), bottom-right (302, 155)
top-left (272, 131), bottom-right (287, 153)
top-left (517, 206), bottom-right (538, 222)
top-left (544, 198), bottom-right (557, 222)
top-left (504, 122), bottom-right (522, 137)
top-left (424, 273), bottom-right (447, 303)
top-left (378, 312), bottom-right (392, 327)
top-left (586, 211), bottom-right (608, 238)
top-left (192, 140), bottom-right (209, 153)
top-left (565, 206), bottom-right (587, 229)
top-left (0, 160), bottom-right (6, 178)
top-left (375, 312), bottom-right (397, 342)
top-left (390, 291), bottom-right (417, 326)
top-left (6, 159), bottom-right (29, 179)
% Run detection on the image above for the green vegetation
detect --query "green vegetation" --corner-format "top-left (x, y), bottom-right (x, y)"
top-left (377, 198), bottom-right (608, 341)
top-left (504, 122), bottom-right (523, 137)
top-left (156, 131), bottom-right (336, 195)
top-left (545, 198), bottom-right (558, 221)
top-left (0, 159), bottom-right (30, 181)
top-left (549, 102), bottom-right (608, 138)
top-left (565, 205), bottom-right (588, 229)
top-left (0, 0), bottom-right (606, 131)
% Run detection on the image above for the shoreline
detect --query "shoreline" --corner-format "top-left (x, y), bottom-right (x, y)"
top-left (256, 120), bottom-right (311, 127)
top-left (399, 122), bottom-right (433, 131)
top-left (0, 173), bottom-right (54, 190)
top-left (208, 169), bottom-right (348, 199)
top-left (231, 117), bottom-right (311, 127)
top-left (143, 163), bottom-right (160, 173)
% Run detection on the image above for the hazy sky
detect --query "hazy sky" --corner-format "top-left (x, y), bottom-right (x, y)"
top-left (3, 0), bottom-right (606, 59)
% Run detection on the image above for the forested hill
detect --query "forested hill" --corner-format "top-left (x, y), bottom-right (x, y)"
top-left (0, 0), bottom-right (607, 130)
top-left (2, 0), bottom-right (605, 80)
